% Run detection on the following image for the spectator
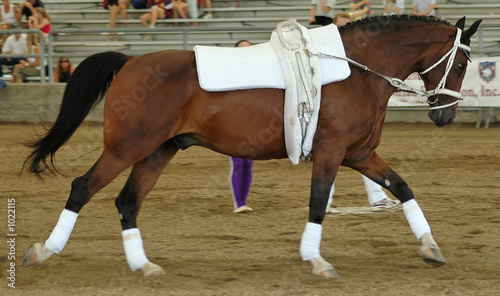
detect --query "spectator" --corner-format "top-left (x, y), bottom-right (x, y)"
top-left (27, 6), bottom-right (50, 45)
top-left (172, 0), bottom-right (190, 26)
top-left (0, 0), bottom-right (21, 27)
top-left (413, 0), bottom-right (435, 17)
top-left (131, 0), bottom-right (148, 8)
top-left (333, 12), bottom-right (351, 27)
top-left (309, 0), bottom-right (336, 26)
top-left (349, 0), bottom-right (371, 21)
top-left (384, 0), bottom-right (404, 15)
top-left (0, 23), bottom-right (27, 78)
top-left (11, 44), bottom-right (44, 83)
top-left (54, 57), bottom-right (75, 83)
top-left (103, 0), bottom-right (130, 41)
top-left (200, 0), bottom-right (212, 19)
top-left (140, 0), bottom-right (173, 40)
top-left (19, 0), bottom-right (43, 23)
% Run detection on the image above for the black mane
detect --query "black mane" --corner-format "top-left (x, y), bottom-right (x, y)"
top-left (339, 14), bottom-right (451, 31)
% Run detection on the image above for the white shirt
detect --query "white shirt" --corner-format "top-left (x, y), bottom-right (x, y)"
top-left (2, 34), bottom-right (28, 54)
top-left (413, 0), bottom-right (436, 16)
top-left (1, 4), bottom-right (17, 24)
top-left (311, 0), bottom-right (336, 18)
top-left (384, 0), bottom-right (405, 15)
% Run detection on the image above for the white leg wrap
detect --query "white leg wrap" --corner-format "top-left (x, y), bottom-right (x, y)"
top-left (403, 199), bottom-right (431, 240)
top-left (122, 228), bottom-right (150, 271)
top-left (300, 222), bottom-right (323, 261)
top-left (44, 209), bottom-right (79, 254)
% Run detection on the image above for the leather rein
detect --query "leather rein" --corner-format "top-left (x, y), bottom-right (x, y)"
top-left (309, 27), bottom-right (471, 110)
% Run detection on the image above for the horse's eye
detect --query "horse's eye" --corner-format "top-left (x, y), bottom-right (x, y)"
top-left (458, 63), bottom-right (465, 70)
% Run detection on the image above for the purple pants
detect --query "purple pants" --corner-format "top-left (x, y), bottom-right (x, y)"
top-left (229, 156), bottom-right (253, 209)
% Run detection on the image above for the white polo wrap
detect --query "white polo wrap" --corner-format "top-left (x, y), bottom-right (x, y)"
top-left (403, 199), bottom-right (431, 240)
top-left (300, 222), bottom-right (323, 261)
top-left (45, 209), bottom-right (79, 254)
top-left (122, 228), bottom-right (149, 271)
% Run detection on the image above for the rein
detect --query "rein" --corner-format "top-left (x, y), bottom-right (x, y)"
top-left (309, 27), bottom-right (471, 110)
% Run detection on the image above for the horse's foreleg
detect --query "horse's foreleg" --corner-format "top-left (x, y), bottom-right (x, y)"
top-left (355, 152), bottom-right (446, 266)
top-left (116, 141), bottom-right (179, 276)
top-left (24, 154), bottom-right (130, 267)
top-left (300, 152), bottom-right (341, 278)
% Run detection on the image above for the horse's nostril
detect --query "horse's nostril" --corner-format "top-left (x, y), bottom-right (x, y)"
top-left (447, 116), bottom-right (456, 125)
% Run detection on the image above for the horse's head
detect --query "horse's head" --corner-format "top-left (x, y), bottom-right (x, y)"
top-left (418, 17), bottom-right (482, 127)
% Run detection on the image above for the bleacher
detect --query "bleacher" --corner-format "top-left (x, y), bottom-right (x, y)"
top-left (2, 0), bottom-right (500, 82)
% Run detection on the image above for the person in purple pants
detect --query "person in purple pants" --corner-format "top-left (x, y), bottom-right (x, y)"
top-left (229, 156), bottom-right (254, 213)
top-left (228, 39), bottom-right (254, 213)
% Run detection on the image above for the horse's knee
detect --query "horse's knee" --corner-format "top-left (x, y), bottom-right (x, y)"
top-left (64, 176), bottom-right (91, 212)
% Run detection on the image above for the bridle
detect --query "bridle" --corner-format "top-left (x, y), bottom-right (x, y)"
top-left (309, 27), bottom-right (471, 110)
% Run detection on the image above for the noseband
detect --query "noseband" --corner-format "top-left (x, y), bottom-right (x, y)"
top-left (310, 27), bottom-right (471, 110)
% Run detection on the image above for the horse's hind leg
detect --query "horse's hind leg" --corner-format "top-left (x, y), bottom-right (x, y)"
top-left (115, 141), bottom-right (179, 276)
top-left (352, 151), bottom-right (446, 266)
top-left (23, 152), bottom-right (133, 267)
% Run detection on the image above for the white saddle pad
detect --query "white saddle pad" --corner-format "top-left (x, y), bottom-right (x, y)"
top-left (194, 24), bottom-right (350, 91)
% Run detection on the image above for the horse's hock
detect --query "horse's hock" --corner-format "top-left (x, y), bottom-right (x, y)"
top-left (0, 84), bottom-right (490, 124)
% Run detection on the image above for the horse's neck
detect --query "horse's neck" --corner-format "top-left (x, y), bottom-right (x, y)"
top-left (343, 24), bottom-right (451, 81)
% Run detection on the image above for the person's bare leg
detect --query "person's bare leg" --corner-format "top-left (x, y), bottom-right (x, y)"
top-left (119, 0), bottom-right (130, 25)
top-left (108, 5), bottom-right (120, 39)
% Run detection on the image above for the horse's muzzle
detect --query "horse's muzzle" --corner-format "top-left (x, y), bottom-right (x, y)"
top-left (428, 108), bottom-right (456, 127)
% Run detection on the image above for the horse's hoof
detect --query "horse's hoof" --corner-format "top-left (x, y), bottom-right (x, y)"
top-left (23, 244), bottom-right (38, 267)
top-left (310, 256), bottom-right (340, 278)
top-left (141, 262), bottom-right (166, 277)
top-left (316, 269), bottom-right (340, 278)
top-left (419, 244), bottom-right (446, 267)
top-left (24, 243), bottom-right (53, 267)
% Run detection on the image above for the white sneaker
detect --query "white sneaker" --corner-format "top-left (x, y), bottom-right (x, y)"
top-left (371, 198), bottom-right (401, 212)
top-left (202, 13), bottom-right (213, 19)
top-left (149, 24), bottom-right (157, 28)
top-left (233, 205), bottom-right (253, 213)
top-left (142, 35), bottom-right (152, 41)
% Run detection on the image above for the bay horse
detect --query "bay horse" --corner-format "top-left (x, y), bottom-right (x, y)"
top-left (23, 15), bottom-right (481, 278)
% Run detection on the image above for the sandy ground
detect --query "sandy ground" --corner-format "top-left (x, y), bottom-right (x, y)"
top-left (0, 122), bottom-right (499, 295)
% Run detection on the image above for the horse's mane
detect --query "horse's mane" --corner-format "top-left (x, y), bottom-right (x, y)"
top-left (339, 14), bottom-right (451, 31)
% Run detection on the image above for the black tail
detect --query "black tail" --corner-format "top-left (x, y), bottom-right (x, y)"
top-left (22, 51), bottom-right (131, 179)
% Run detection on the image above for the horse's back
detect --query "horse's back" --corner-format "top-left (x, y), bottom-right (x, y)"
top-left (103, 50), bottom-right (289, 160)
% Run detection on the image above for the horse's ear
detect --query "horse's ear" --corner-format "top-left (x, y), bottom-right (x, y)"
top-left (461, 19), bottom-right (483, 43)
top-left (454, 17), bottom-right (466, 30)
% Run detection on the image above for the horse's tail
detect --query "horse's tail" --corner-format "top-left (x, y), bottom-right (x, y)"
top-left (22, 51), bottom-right (132, 179)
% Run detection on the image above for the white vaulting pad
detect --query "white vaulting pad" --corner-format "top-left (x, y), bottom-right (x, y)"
top-left (194, 24), bottom-right (350, 91)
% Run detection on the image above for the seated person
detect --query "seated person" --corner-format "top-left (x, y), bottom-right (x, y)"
top-left (0, 24), bottom-right (27, 77)
top-left (0, 0), bottom-right (21, 27)
top-left (349, 0), bottom-right (371, 21)
top-left (103, 0), bottom-right (130, 41)
top-left (54, 57), bottom-right (76, 83)
top-left (308, 0), bottom-right (336, 26)
top-left (19, 0), bottom-right (44, 23)
top-left (11, 45), bottom-right (44, 83)
top-left (140, 0), bottom-right (173, 40)
top-left (27, 6), bottom-right (51, 44)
